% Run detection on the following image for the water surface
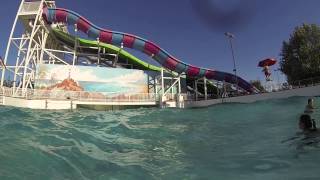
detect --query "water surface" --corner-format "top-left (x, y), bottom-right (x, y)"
top-left (0, 97), bottom-right (319, 180)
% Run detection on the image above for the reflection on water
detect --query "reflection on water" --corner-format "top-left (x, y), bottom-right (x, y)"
top-left (283, 131), bottom-right (320, 159)
top-left (0, 97), bottom-right (319, 180)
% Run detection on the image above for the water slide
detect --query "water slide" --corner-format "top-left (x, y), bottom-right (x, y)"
top-left (43, 7), bottom-right (257, 93)
top-left (52, 29), bottom-right (161, 72)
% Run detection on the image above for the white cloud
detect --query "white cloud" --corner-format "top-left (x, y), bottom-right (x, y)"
top-left (108, 71), bottom-right (146, 85)
top-left (43, 66), bottom-right (101, 82)
top-left (41, 65), bottom-right (146, 84)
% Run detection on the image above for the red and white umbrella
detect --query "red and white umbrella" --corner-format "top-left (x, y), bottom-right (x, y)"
top-left (258, 58), bottom-right (277, 67)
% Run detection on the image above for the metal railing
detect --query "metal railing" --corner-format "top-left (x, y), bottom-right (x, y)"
top-left (187, 76), bottom-right (320, 101)
top-left (2, 87), bottom-right (160, 103)
top-left (2, 76), bottom-right (319, 103)
top-left (289, 76), bottom-right (320, 89)
top-left (20, 1), bottom-right (42, 15)
top-left (1, 86), bottom-right (194, 103)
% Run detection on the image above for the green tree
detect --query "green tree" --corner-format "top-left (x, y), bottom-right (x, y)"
top-left (280, 24), bottom-right (320, 85)
top-left (250, 80), bottom-right (265, 92)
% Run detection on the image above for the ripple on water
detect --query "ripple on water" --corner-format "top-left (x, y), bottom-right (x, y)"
top-left (0, 97), bottom-right (320, 180)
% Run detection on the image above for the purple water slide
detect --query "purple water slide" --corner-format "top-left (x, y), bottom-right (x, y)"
top-left (43, 7), bottom-right (257, 93)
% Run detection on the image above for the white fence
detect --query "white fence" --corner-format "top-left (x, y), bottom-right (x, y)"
top-left (1, 87), bottom-right (194, 103)
top-left (2, 87), bottom-right (160, 103)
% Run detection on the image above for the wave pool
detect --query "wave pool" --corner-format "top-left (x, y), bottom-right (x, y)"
top-left (0, 97), bottom-right (319, 180)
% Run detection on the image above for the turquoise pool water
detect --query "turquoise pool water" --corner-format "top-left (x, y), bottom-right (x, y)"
top-left (0, 97), bottom-right (319, 180)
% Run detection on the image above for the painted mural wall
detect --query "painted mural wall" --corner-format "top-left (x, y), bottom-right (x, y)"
top-left (34, 64), bottom-right (158, 95)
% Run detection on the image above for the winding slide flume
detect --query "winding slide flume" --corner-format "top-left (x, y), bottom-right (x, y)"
top-left (52, 29), bottom-right (162, 72)
top-left (43, 7), bottom-right (257, 93)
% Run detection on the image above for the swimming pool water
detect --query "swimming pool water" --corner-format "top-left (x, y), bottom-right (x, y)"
top-left (0, 97), bottom-right (319, 180)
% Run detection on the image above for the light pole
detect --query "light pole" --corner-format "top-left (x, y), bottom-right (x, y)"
top-left (224, 32), bottom-right (239, 93)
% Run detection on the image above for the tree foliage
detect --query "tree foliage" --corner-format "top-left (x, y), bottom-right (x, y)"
top-left (250, 80), bottom-right (265, 92)
top-left (280, 24), bottom-right (320, 84)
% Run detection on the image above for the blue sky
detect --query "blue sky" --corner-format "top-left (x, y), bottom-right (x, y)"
top-left (1, 0), bottom-right (320, 83)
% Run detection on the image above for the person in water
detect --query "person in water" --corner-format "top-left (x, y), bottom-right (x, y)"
top-left (299, 114), bottom-right (317, 132)
top-left (281, 114), bottom-right (318, 145)
top-left (304, 98), bottom-right (315, 114)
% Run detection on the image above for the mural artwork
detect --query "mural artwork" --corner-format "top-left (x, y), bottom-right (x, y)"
top-left (34, 64), bottom-right (158, 99)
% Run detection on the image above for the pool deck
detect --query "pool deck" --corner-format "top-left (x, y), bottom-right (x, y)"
top-left (186, 84), bottom-right (320, 108)
top-left (1, 85), bottom-right (319, 110)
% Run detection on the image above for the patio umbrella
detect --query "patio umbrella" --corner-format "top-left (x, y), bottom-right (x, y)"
top-left (258, 58), bottom-right (277, 67)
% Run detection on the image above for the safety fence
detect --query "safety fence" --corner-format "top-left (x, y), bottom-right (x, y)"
top-left (290, 76), bottom-right (320, 89)
top-left (1, 87), bottom-right (192, 103)
top-left (187, 76), bottom-right (320, 101)
top-left (2, 76), bottom-right (319, 103)
top-left (2, 87), bottom-right (160, 102)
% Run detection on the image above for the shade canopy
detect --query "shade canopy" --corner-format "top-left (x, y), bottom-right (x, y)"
top-left (258, 58), bottom-right (277, 67)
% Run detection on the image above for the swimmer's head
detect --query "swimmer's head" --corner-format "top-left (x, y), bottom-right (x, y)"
top-left (299, 114), bottom-right (316, 131)
top-left (308, 98), bottom-right (314, 106)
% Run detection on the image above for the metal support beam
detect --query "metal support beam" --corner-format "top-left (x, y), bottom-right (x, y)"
top-left (22, 8), bottom-right (45, 91)
top-left (73, 24), bottom-right (78, 66)
top-left (13, 34), bottom-right (26, 92)
top-left (163, 77), bottom-right (180, 96)
top-left (195, 79), bottom-right (198, 101)
top-left (161, 68), bottom-right (164, 94)
top-left (204, 78), bottom-right (207, 100)
top-left (97, 38), bottom-right (101, 65)
top-left (1, 0), bottom-right (25, 87)
top-left (113, 42), bottom-right (123, 67)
